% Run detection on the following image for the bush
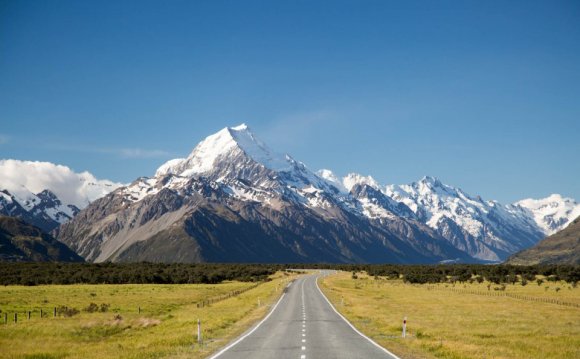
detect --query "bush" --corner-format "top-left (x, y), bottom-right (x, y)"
top-left (57, 306), bottom-right (79, 317)
top-left (85, 303), bottom-right (99, 313)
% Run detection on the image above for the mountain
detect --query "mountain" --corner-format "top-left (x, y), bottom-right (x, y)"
top-left (0, 215), bottom-right (84, 262)
top-left (512, 194), bottom-right (580, 235)
top-left (507, 215), bottom-right (580, 265)
top-left (384, 176), bottom-right (545, 262)
top-left (57, 124), bottom-right (472, 264)
top-left (0, 160), bottom-right (122, 231)
top-left (319, 172), bottom-right (579, 263)
top-left (0, 188), bottom-right (79, 232)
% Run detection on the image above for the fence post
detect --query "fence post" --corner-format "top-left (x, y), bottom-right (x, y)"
top-left (40, 309), bottom-right (43, 318)
top-left (28, 311), bottom-right (31, 320)
top-left (14, 313), bottom-right (17, 324)
top-left (402, 316), bottom-right (407, 338)
top-left (138, 306), bottom-right (141, 314)
top-left (54, 307), bottom-right (57, 317)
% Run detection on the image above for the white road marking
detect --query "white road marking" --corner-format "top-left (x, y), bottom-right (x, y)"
top-left (302, 339), bottom-right (306, 343)
top-left (208, 290), bottom-right (287, 359)
top-left (315, 274), bottom-right (402, 359)
top-left (302, 346), bottom-right (306, 350)
top-left (301, 355), bottom-right (306, 359)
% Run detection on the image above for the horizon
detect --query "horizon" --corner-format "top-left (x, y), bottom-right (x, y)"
top-left (1, 1), bottom-right (579, 203)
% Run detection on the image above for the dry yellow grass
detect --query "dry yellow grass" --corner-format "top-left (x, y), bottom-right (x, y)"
top-left (0, 271), bottom-right (299, 359)
top-left (319, 271), bottom-right (580, 359)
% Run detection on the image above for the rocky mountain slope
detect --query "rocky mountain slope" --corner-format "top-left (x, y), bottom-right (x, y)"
top-left (57, 125), bottom-right (472, 264)
top-left (507, 215), bottom-right (580, 265)
top-left (0, 215), bottom-right (83, 262)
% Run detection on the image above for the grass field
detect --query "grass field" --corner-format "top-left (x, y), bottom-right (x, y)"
top-left (319, 271), bottom-right (580, 359)
top-left (0, 271), bottom-right (298, 359)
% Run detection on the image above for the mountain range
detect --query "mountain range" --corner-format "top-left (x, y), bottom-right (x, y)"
top-left (2, 125), bottom-right (579, 264)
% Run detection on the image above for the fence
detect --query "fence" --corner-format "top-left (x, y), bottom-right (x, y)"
top-left (426, 285), bottom-right (580, 308)
top-left (196, 283), bottom-right (261, 308)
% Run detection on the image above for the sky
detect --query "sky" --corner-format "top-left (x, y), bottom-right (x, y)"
top-left (1, 0), bottom-right (579, 203)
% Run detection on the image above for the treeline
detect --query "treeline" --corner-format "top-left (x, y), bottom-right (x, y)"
top-left (0, 262), bottom-right (281, 286)
top-left (0, 262), bottom-right (577, 286)
top-left (286, 263), bottom-right (580, 285)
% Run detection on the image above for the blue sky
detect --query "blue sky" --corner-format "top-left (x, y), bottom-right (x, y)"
top-left (1, 0), bottom-right (579, 203)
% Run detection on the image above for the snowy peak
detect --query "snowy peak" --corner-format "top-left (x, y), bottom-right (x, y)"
top-left (155, 124), bottom-right (293, 178)
top-left (514, 194), bottom-right (580, 234)
top-left (317, 169), bottom-right (348, 192)
top-left (343, 173), bottom-right (380, 192)
top-left (227, 124), bottom-right (292, 171)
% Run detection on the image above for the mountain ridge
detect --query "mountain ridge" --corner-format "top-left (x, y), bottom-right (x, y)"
top-left (54, 124), bottom-right (578, 264)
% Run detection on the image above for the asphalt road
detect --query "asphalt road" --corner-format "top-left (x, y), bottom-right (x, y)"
top-left (209, 272), bottom-right (400, 359)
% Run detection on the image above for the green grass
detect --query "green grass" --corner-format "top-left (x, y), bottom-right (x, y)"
top-left (0, 272), bottom-right (298, 358)
top-left (320, 271), bottom-right (580, 359)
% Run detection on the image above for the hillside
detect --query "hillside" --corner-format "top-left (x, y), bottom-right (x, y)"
top-left (508, 215), bottom-right (580, 265)
top-left (0, 216), bottom-right (84, 262)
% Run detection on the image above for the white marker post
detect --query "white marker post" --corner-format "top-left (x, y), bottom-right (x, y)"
top-left (402, 316), bottom-right (407, 338)
top-left (197, 319), bottom-right (202, 344)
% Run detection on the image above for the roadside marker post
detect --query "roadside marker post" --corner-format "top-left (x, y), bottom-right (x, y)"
top-left (402, 316), bottom-right (407, 338)
top-left (197, 319), bottom-right (202, 344)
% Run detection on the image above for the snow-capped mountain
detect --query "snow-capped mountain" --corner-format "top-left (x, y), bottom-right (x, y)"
top-left (512, 194), bottom-right (580, 235)
top-left (0, 188), bottom-right (79, 232)
top-left (54, 124), bottom-right (577, 264)
top-left (57, 124), bottom-right (471, 263)
top-left (320, 172), bottom-right (578, 262)
top-left (384, 176), bottom-right (544, 261)
top-left (0, 160), bottom-right (123, 231)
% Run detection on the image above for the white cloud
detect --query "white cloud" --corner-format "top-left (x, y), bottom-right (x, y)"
top-left (0, 159), bottom-right (124, 208)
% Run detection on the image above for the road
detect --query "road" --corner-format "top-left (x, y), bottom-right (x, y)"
top-left (209, 272), bottom-right (400, 359)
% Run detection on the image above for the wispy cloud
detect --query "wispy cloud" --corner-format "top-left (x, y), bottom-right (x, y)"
top-left (261, 110), bottom-right (343, 151)
top-left (0, 134), bottom-right (9, 144)
top-left (41, 143), bottom-right (173, 159)
top-left (112, 148), bottom-right (171, 159)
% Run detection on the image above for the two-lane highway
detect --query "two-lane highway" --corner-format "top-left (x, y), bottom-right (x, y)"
top-left (209, 272), bottom-right (399, 359)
